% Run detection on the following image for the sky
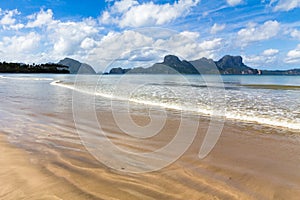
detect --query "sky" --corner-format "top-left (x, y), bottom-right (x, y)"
top-left (0, 0), bottom-right (300, 72)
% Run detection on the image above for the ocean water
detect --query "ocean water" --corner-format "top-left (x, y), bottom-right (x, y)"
top-left (55, 74), bottom-right (300, 131)
top-left (0, 74), bottom-right (300, 130)
top-left (0, 73), bottom-right (299, 131)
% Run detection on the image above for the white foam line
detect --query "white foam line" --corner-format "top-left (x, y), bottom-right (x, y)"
top-left (51, 81), bottom-right (300, 131)
top-left (0, 75), bottom-right (53, 81)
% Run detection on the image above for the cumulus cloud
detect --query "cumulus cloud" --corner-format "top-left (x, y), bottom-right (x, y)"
top-left (237, 20), bottom-right (280, 47)
top-left (226, 0), bottom-right (243, 6)
top-left (99, 0), bottom-right (200, 28)
top-left (0, 32), bottom-right (42, 63)
top-left (210, 23), bottom-right (226, 34)
top-left (156, 34), bottom-right (222, 59)
top-left (178, 31), bottom-right (200, 40)
top-left (285, 44), bottom-right (300, 63)
top-left (25, 9), bottom-right (100, 59)
top-left (8, 23), bottom-right (25, 30)
top-left (243, 48), bottom-right (279, 67)
top-left (198, 38), bottom-right (223, 51)
top-left (262, 48), bottom-right (279, 56)
top-left (0, 9), bottom-right (19, 25)
top-left (0, 32), bottom-right (41, 53)
top-left (48, 18), bottom-right (99, 56)
top-left (26, 9), bottom-right (54, 28)
top-left (0, 7), bottom-right (223, 71)
top-left (291, 29), bottom-right (300, 40)
top-left (88, 30), bottom-right (154, 68)
top-left (80, 37), bottom-right (97, 50)
top-left (0, 9), bottom-right (24, 30)
top-left (273, 0), bottom-right (300, 11)
top-left (0, 8), bottom-right (102, 64)
top-left (111, 0), bottom-right (139, 13)
top-left (86, 28), bottom-right (222, 71)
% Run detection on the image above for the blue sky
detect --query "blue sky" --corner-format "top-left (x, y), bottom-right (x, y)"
top-left (0, 0), bottom-right (300, 71)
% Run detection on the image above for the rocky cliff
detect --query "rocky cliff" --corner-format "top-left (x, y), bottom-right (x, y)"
top-left (58, 58), bottom-right (96, 74)
top-left (109, 55), bottom-right (259, 75)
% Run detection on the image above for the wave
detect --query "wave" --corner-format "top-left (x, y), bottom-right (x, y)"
top-left (0, 75), bottom-right (54, 81)
top-left (51, 80), bottom-right (300, 131)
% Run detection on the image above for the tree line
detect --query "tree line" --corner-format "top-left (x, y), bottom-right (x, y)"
top-left (0, 62), bottom-right (69, 73)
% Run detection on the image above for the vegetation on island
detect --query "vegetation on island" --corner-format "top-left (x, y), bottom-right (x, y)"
top-left (0, 58), bottom-right (96, 74)
top-left (0, 62), bottom-right (69, 73)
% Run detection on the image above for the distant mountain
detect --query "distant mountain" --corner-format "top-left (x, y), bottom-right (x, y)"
top-left (127, 55), bottom-right (198, 74)
top-left (58, 58), bottom-right (96, 74)
top-left (109, 55), bottom-right (260, 75)
top-left (152, 55), bottom-right (198, 74)
top-left (215, 55), bottom-right (259, 74)
top-left (189, 57), bottom-right (219, 74)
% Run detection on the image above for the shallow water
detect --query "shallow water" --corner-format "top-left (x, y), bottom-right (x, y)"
top-left (1, 73), bottom-right (300, 199)
top-left (50, 74), bottom-right (300, 130)
top-left (1, 74), bottom-right (299, 146)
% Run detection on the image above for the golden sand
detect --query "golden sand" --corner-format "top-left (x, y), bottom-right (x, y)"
top-left (1, 111), bottom-right (300, 200)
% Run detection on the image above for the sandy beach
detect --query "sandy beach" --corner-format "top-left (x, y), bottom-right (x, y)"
top-left (1, 0), bottom-right (300, 198)
top-left (1, 109), bottom-right (300, 200)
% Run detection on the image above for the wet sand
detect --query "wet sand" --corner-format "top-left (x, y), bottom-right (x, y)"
top-left (1, 110), bottom-right (300, 200)
top-left (0, 134), bottom-right (97, 200)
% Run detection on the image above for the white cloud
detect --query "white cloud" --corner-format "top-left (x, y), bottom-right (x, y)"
top-left (153, 34), bottom-right (222, 60)
top-left (291, 29), bottom-right (300, 40)
top-left (0, 32), bottom-right (41, 53)
top-left (0, 8), bottom-right (218, 70)
top-left (0, 9), bottom-right (19, 25)
top-left (227, 0), bottom-right (243, 6)
top-left (48, 18), bottom-right (99, 57)
top-left (26, 9), bottom-right (100, 57)
top-left (0, 9), bottom-right (24, 30)
top-left (88, 30), bottom-right (155, 69)
top-left (112, 0), bottom-right (139, 13)
top-left (262, 48), bottom-right (279, 56)
top-left (99, 0), bottom-right (200, 28)
top-left (273, 0), bottom-right (300, 11)
top-left (87, 29), bottom-right (222, 71)
top-left (126, 48), bottom-right (161, 62)
top-left (80, 37), bottom-right (97, 49)
top-left (99, 11), bottom-right (112, 24)
top-left (198, 38), bottom-right (223, 51)
top-left (8, 23), bottom-right (25, 30)
top-left (243, 55), bottom-right (264, 67)
top-left (155, 34), bottom-right (221, 59)
top-left (27, 9), bottom-right (54, 28)
top-left (0, 9), bottom-right (102, 64)
top-left (285, 44), bottom-right (300, 63)
top-left (0, 32), bottom-right (42, 63)
top-left (210, 23), bottom-right (226, 34)
top-left (178, 31), bottom-right (200, 40)
top-left (243, 48), bottom-right (279, 67)
top-left (237, 20), bottom-right (280, 47)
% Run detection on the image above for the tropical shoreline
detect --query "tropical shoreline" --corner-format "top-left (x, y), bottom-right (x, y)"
top-left (1, 108), bottom-right (300, 199)
top-left (0, 73), bottom-right (299, 199)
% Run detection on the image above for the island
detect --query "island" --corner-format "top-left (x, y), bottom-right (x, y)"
top-left (0, 58), bottom-right (96, 74)
top-left (108, 55), bottom-right (300, 75)
top-left (1, 55), bottom-right (299, 75)
top-left (0, 62), bottom-right (69, 74)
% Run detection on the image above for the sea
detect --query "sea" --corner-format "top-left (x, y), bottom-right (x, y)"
top-left (0, 73), bottom-right (299, 132)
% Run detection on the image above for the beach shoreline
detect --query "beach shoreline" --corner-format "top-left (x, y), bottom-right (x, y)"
top-left (1, 109), bottom-right (300, 200)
